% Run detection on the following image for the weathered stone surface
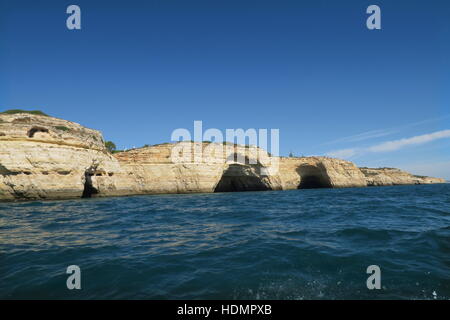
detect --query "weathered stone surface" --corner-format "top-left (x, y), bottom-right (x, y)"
top-left (0, 113), bottom-right (105, 150)
top-left (0, 113), bottom-right (445, 201)
top-left (360, 167), bottom-right (446, 186)
top-left (277, 157), bottom-right (367, 189)
top-left (114, 142), bottom-right (278, 194)
top-left (0, 113), bottom-right (136, 200)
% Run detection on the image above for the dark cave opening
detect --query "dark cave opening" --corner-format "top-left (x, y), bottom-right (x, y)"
top-left (297, 165), bottom-right (332, 189)
top-left (81, 173), bottom-right (98, 198)
top-left (214, 164), bottom-right (271, 192)
top-left (27, 127), bottom-right (49, 138)
top-left (298, 175), bottom-right (330, 189)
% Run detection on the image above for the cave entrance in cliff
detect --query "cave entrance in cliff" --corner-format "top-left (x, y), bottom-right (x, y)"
top-left (214, 164), bottom-right (271, 192)
top-left (82, 172), bottom-right (98, 198)
top-left (27, 127), bottom-right (49, 138)
top-left (297, 165), bottom-right (332, 189)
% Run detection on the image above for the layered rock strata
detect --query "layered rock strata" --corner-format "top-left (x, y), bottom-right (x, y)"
top-left (0, 113), bottom-right (445, 201)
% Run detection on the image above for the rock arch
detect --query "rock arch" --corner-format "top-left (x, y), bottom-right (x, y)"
top-left (296, 164), bottom-right (332, 189)
top-left (214, 163), bottom-right (272, 192)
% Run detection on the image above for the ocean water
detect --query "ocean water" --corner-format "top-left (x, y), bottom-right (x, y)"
top-left (0, 184), bottom-right (449, 300)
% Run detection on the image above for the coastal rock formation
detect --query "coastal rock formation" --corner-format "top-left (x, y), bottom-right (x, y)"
top-left (0, 113), bottom-right (445, 201)
top-left (277, 157), bottom-right (367, 189)
top-left (0, 113), bottom-right (136, 200)
top-left (114, 142), bottom-right (279, 193)
top-left (360, 167), bottom-right (445, 186)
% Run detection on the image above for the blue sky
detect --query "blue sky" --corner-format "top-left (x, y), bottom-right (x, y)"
top-left (1, 0), bottom-right (449, 179)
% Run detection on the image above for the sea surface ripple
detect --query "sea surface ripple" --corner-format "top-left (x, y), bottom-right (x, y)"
top-left (0, 184), bottom-right (449, 299)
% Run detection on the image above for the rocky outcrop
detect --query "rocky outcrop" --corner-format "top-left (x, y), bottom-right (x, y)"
top-left (0, 113), bottom-right (445, 201)
top-left (360, 167), bottom-right (446, 186)
top-left (277, 157), bottom-right (367, 189)
top-left (0, 113), bottom-right (136, 200)
top-left (114, 142), bottom-right (280, 194)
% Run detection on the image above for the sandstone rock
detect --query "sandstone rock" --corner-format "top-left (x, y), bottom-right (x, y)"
top-left (277, 157), bottom-right (367, 189)
top-left (360, 167), bottom-right (446, 186)
top-left (0, 113), bottom-right (445, 201)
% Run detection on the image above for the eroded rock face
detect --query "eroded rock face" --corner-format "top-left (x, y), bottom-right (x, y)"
top-left (277, 157), bottom-right (368, 189)
top-left (360, 167), bottom-right (446, 186)
top-left (0, 114), bottom-right (445, 201)
top-left (114, 142), bottom-right (279, 194)
top-left (214, 164), bottom-right (273, 192)
top-left (0, 113), bottom-right (136, 200)
top-left (0, 113), bottom-right (105, 150)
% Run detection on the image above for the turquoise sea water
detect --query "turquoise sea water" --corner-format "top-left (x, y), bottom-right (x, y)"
top-left (0, 184), bottom-right (449, 300)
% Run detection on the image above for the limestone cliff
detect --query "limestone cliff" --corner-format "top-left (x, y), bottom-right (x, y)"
top-left (277, 157), bottom-right (367, 189)
top-left (114, 142), bottom-right (279, 194)
top-left (360, 167), bottom-right (446, 186)
top-left (0, 113), bottom-right (136, 200)
top-left (0, 113), bottom-right (445, 201)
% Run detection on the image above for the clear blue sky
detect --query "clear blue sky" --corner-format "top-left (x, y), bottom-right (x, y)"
top-left (1, 0), bottom-right (449, 179)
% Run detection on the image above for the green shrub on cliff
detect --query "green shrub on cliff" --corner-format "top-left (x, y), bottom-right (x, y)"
top-left (54, 126), bottom-right (70, 132)
top-left (105, 141), bottom-right (117, 153)
top-left (1, 109), bottom-right (49, 116)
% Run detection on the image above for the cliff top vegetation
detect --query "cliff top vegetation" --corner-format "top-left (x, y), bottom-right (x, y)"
top-left (1, 109), bottom-right (49, 117)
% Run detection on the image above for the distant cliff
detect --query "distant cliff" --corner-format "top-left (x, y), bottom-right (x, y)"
top-left (360, 167), bottom-right (444, 186)
top-left (0, 113), bottom-right (445, 201)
